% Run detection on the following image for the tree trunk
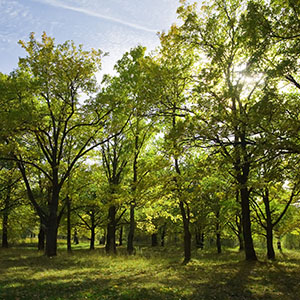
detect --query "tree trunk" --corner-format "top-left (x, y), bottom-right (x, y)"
top-left (195, 227), bottom-right (204, 249)
top-left (127, 203), bottom-right (135, 254)
top-left (2, 186), bottom-right (11, 248)
top-left (179, 200), bottom-right (191, 264)
top-left (195, 228), bottom-right (201, 248)
top-left (38, 224), bottom-right (45, 251)
top-left (240, 186), bottom-right (257, 261)
top-left (172, 109), bottom-right (191, 264)
top-left (105, 205), bottom-right (116, 254)
top-left (263, 189), bottom-right (275, 260)
top-left (216, 212), bottom-right (221, 254)
top-left (277, 240), bottom-right (282, 251)
top-left (128, 124), bottom-right (138, 254)
top-left (266, 225), bottom-right (275, 260)
top-left (73, 228), bottom-right (79, 244)
top-left (151, 233), bottom-right (158, 247)
top-left (45, 176), bottom-right (60, 257)
top-left (238, 232), bottom-right (244, 251)
top-left (67, 197), bottom-right (72, 252)
top-left (235, 192), bottom-right (244, 251)
top-left (183, 222), bottom-right (192, 263)
top-left (2, 210), bottom-right (8, 248)
top-left (99, 234), bottom-right (105, 245)
top-left (45, 216), bottom-right (58, 257)
top-left (174, 231), bottom-right (178, 245)
top-left (216, 210), bottom-right (222, 254)
top-left (232, 107), bottom-right (257, 261)
top-left (236, 215), bottom-right (244, 251)
top-left (90, 210), bottom-right (95, 250)
top-left (216, 233), bottom-right (221, 254)
top-left (119, 226), bottom-right (123, 246)
top-left (90, 227), bottom-right (95, 250)
top-left (160, 223), bottom-right (166, 247)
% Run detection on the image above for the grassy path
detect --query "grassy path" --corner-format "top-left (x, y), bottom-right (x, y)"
top-left (0, 246), bottom-right (299, 300)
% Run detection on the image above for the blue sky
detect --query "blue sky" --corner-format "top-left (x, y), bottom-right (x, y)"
top-left (0, 0), bottom-right (180, 75)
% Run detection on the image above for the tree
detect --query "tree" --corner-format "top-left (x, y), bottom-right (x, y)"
top-left (101, 134), bottom-right (129, 254)
top-left (243, 0), bottom-right (300, 84)
top-left (227, 190), bottom-right (244, 251)
top-left (200, 164), bottom-right (235, 254)
top-left (106, 46), bottom-right (157, 255)
top-left (176, 0), bottom-right (290, 260)
top-left (251, 156), bottom-right (300, 259)
top-left (75, 167), bottom-right (105, 250)
top-left (6, 33), bottom-right (118, 257)
top-left (144, 23), bottom-right (197, 263)
top-left (0, 166), bottom-right (23, 248)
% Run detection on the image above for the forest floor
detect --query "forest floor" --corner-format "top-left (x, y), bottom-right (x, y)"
top-left (0, 243), bottom-right (300, 300)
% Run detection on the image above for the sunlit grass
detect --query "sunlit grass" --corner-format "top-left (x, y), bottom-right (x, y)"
top-left (0, 246), bottom-right (300, 300)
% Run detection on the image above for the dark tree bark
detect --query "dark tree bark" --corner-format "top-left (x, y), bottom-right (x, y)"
top-left (90, 228), bottom-right (95, 250)
top-left (160, 223), bottom-right (166, 247)
top-left (151, 233), bottom-right (158, 247)
top-left (234, 135), bottom-right (257, 261)
top-left (174, 232), bottom-right (178, 245)
top-left (235, 191), bottom-right (244, 251)
top-left (119, 225), bottom-right (123, 246)
top-left (174, 148), bottom-right (191, 263)
top-left (45, 183), bottom-right (59, 257)
top-left (216, 211), bottom-right (221, 254)
top-left (2, 183), bottom-right (12, 248)
top-left (127, 203), bottom-right (135, 254)
top-left (263, 189), bottom-right (275, 260)
top-left (67, 196), bottom-right (72, 252)
top-left (2, 211), bottom-right (8, 248)
top-left (236, 216), bottom-right (244, 252)
top-left (73, 228), bottom-right (79, 244)
top-left (195, 232), bottom-right (201, 248)
top-left (105, 205), bottom-right (116, 254)
top-left (266, 225), bottom-right (275, 259)
top-left (195, 227), bottom-right (204, 249)
top-left (238, 231), bottom-right (244, 251)
top-left (179, 199), bottom-right (191, 264)
top-left (99, 234), bottom-right (105, 245)
top-left (45, 215), bottom-right (58, 257)
top-left (240, 186), bottom-right (257, 260)
top-left (18, 161), bottom-right (64, 257)
top-left (277, 240), bottom-right (282, 251)
top-left (216, 233), bottom-right (221, 254)
top-left (38, 224), bottom-right (45, 251)
top-left (90, 210), bottom-right (95, 250)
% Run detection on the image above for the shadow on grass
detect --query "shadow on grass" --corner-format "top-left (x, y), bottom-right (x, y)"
top-left (0, 279), bottom-right (187, 300)
top-left (268, 261), bottom-right (300, 300)
top-left (0, 264), bottom-right (184, 300)
top-left (0, 248), bottom-right (182, 300)
top-left (1, 248), bottom-right (300, 300)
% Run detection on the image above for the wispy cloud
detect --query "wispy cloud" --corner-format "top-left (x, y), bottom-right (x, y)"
top-left (33, 0), bottom-right (158, 33)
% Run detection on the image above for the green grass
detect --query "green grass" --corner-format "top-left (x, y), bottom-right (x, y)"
top-left (0, 245), bottom-right (300, 300)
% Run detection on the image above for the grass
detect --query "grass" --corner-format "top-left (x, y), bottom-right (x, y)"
top-left (0, 244), bottom-right (300, 300)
